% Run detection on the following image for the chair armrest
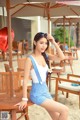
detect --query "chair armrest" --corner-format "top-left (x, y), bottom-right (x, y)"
top-left (56, 77), bottom-right (80, 84)
top-left (67, 74), bottom-right (80, 79)
top-left (17, 68), bottom-right (24, 71)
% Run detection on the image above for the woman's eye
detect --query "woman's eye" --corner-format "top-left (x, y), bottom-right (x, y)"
top-left (40, 42), bottom-right (47, 45)
top-left (40, 42), bottom-right (43, 44)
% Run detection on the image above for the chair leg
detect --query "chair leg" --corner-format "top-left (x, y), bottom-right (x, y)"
top-left (11, 110), bottom-right (17, 120)
top-left (16, 107), bottom-right (29, 120)
top-left (66, 92), bottom-right (69, 98)
top-left (69, 60), bottom-right (73, 74)
top-left (24, 107), bottom-right (29, 120)
top-left (55, 87), bottom-right (58, 101)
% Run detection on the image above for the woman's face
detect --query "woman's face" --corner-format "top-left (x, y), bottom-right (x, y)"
top-left (34, 37), bottom-right (48, 53)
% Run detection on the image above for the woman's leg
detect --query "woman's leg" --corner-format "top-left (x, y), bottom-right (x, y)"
top-left (40, 99), bottom-right (68, 120)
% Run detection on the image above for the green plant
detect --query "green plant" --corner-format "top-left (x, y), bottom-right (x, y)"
top-left (53, 27), bottom-right (74, 47)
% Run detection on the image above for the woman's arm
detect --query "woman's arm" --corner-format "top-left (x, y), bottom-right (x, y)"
top-left (47, 34), bottom-right (65, 61)
top-left (15, 57), bottom-right (32, 110)
top-left (23, 57), bottom-right (32, 98)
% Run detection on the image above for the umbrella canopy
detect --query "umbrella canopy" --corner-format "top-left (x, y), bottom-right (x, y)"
top-left (0, 0), bottom-right (77, 7)
top-left (0, 0), bottom-right (56, 7)
top-left (10, 1), bottom-right (80, 33)
top-left (11, 2), bottom-right (80, 17)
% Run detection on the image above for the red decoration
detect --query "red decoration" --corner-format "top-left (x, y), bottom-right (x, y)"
top-left (0, 27), bottom-right (14, 52)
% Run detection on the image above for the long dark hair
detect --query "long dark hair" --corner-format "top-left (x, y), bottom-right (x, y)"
top-left (33, 32), bottom-right (49, 67)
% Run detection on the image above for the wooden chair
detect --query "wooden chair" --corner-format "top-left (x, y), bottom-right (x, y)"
top-left (17, 58), bottom-right (26, 71)
top-left (51, 51), bottom-right (73, 74)
top-left (17, 42), bottom-right (23, 58)
top-left (63, 50), bottom-right (73, 73)
top-left (71, 47), bottom-right (78, 60)
top-left (0, 72), bottom-right (33, 120)
top-left (0, 71), bottom-right (24, 97)
top-left (4, 63), bottom-right (14, 72)
top-left (17, 58), bottom-right (32, 89)
top-left (11, 41), bottom-right (23, 59)
top-left (55, 74), bottom-right (80, 108)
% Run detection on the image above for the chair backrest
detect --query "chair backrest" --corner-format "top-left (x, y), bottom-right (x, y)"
top-left (17, 58), bottom-right (26, 71)
top-left (0, 72), bottom-right (10, 97)
top-left (18, 42), bottom-right (23, 53)
top-left (4, 64), bottom-right (13, 72)
top-left (0, 71), bottom-right (23, 98)
top-left (12, 40), bottom-right (18, 51)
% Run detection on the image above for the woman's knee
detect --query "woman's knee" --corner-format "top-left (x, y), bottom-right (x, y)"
top-left (62, 105), bottom-right (69, 115)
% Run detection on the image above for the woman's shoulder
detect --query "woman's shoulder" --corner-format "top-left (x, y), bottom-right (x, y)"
top-left (26, 54), bottom-right (32, 62)
top-left (27, 53), bottom-right (34, 61)
top-left (24, 56), bottom-right (32, 69)
top-left (27, 53), bottom-right (34, 58)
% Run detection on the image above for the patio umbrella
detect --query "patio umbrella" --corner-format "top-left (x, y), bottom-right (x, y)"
top-left (8, 1), bottom-right (80, 51)
top-left (0, 0), bottom-right (77, 6)
top-left (0, 0), bottom-right (57, 7)
top-left (10, 2), bottom-right (80, 33)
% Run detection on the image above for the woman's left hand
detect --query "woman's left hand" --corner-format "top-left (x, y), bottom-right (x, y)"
top-left (47, 34), bottom-right (55, 44)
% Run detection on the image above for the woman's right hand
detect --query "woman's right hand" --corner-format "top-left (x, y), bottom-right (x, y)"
top-left (15, 101), bottom-right (27, 110)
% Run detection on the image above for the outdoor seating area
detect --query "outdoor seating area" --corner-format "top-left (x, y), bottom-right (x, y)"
top-left (0, 0), bottom-right (80, 120)
top-left (0, 49), bottom-right (80, 119)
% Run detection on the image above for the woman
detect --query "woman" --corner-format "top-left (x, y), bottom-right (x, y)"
top-left (16, 32), bottom-right (68, 120)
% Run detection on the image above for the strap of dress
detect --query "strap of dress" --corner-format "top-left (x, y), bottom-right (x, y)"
top-left (29, 55), bottom-right (42, 84)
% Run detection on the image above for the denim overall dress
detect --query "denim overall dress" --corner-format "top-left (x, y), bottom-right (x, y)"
top-left (29, 55), bottom-right (52, 105)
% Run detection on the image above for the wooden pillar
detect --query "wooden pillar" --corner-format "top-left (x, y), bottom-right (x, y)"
top-left (6, 0), bottom-right (14, 97)
top-left (68, 19), bottom-right (71, 50)
top-left (78, 23), bottom-right (80, 47)
top-left (76, 22), bottom-right (80, 47)
top-left (63, 16), bottom-right (66, 46)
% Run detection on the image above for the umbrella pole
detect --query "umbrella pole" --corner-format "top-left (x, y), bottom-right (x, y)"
top-left (48, 17), bottom-right (50, 34)
top-left (47, 14), bottom-right (51, 53)
top-left (6, 0), bottom-right (14, 97)
top-left (47, 14), bottom-right (52, 68)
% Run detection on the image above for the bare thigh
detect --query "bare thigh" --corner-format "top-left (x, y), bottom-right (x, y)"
top-left (40, 99), bottom-right (68, 114)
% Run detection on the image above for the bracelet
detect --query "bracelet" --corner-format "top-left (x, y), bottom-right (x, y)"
top-left (22, 97), bottom-right (28, 101)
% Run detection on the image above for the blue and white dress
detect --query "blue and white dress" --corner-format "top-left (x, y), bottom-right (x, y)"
top-left (29, 55), bottom-right (52, 105)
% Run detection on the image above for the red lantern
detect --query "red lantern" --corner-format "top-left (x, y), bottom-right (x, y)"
top-left (0, 27), bottom-right (14, 52)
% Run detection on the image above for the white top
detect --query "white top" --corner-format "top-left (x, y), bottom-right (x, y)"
top-left (30, 56), bottom-right (48, 83)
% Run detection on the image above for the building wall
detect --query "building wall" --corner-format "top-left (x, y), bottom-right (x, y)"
top-left (40, 17), bottom-right (48, 33)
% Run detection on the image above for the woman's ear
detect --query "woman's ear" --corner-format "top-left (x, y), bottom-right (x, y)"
top-left (33, 41), bottom-right (36, 46)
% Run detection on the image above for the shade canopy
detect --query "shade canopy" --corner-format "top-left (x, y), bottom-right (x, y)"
top-left (9, 2), bottom-right (80, 17)
top-left (1, 0), bottom-right (78, 7)
top-left (0, 0), bottom-right (56, 7)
